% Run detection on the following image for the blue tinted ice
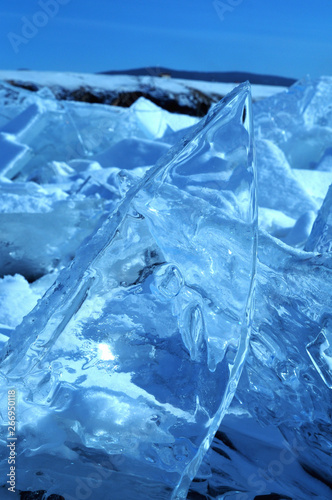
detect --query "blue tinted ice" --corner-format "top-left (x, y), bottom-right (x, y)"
top-left (0, 83), bottom-right (256, 499)
top-left (254, 77), bottom-right (332, 249)
top-left (3, 72), bottom-right (330, 500)
top-left (189, 230), bottom-right (332, 500)
top-left (0, 178), bottom-right (107, 280)
top-left (305, 184), bottom-right (332, 252)
top-left (254, 76), bottom-right (332, 171)
top-left (189, 77), bottom-right (332, 500)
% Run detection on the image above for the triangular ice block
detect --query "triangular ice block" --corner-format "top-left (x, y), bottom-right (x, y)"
top-left (0, 83), bottom-right (257, 500)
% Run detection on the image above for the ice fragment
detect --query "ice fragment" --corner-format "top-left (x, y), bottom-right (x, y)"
top-left (0, 82), bottom-right (257, 500)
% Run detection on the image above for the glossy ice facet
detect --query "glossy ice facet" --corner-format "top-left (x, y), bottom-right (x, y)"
top-left (0, 83), bottom-right (256, 499)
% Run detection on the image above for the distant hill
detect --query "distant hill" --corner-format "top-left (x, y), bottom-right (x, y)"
top-left (98, 67), bottom-right (296, 87)
top-left (0, 69), bottom-right (291, 119)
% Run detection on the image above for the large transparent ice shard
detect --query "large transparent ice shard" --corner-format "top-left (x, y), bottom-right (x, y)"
top-left (0, 83), bottom-right (257, 500)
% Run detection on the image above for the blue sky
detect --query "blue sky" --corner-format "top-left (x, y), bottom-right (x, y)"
top-left (0, 0), bottom-right (331, 78)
